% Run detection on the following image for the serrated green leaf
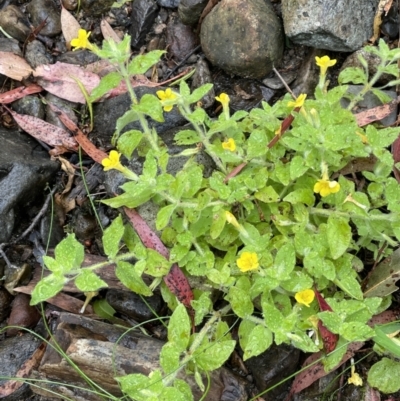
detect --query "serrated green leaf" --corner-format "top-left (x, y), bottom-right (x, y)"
top-left (145, 249), bottom-right (171, 277)
top-left (168, 303), bottom-right (190, 351)
top-left (54, 234), bottom-right (84, 274)
top-left (103, 214), bottom-right (124, 259)
top-left (326, 215), bottom-right (351, 260)
top-left (30, 274), bottom-right (65, 305)
top-left (128, 50), bottom-right (164, 75)
top-left (90, 71), bottom-right (122, 102)
top-left (283, 188), bottom-right (315, 206)
top-left (339, 321), bottom-right (374, 341)
top-left (74, 269), bottom-right (108, 292)
top-left (368, 358), bottom-right (400, 393)
top-left (255, 186), bottom-right (280, 203)
top-left (117, 130), bottom-right (143, 159)
top-left (243, 325), bottom-right (273, 360)
top-left (246, 129), bottom-right (268, 159)
top-left (116, 261), bottom-right (152, 296)
top-left (115, 109), bottom-right (140, 138)
top-left (338, 67), bottom-right (367, 84)
top-left (227, 286), bottom-right (253, 318)
top-left (174, 129), bottom-right (201, 145)
top-left (187, 83), bottom-right (213, 103)
top-left (268, 242), bottom-right (295, 280)
top-left (160, 342), bottom-right (181, 374)
top-left (194, 340), bottom-right (235, 371)
top-left (207, 120), bottom-right (236, 136)
top-left (132, 94), bottom-right (164, 122)
top-left (192, 291), bottom-right (212, 325)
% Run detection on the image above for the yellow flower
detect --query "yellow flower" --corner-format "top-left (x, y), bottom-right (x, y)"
top-left (237, 252), bottom-right (259, 272)
top-left (215, 93), bottom-right (230, 109)
top-left (314, 178), bottom-right (340, 197)
top-left (101, 150), bottom-right (124, 172)
top-left (348, 358), bottom-right (363, 386)
top-left (156, 88), bottom-right (178, 112)
top-left (287, 93), bottom-right (307, 108)
top-left (71, 29), bottom-right (93, 50)
top-left (225, 211), bottom-right (240, 228)
top-left (295, 289), bottom-right (315, 307)
top-left (222, 138), bottom-right (236, 152)
top-left (315, 56), bottom-right (337, 76)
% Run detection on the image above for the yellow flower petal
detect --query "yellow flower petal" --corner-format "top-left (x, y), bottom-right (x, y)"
top-left (101, 150), bottom-right (124, 172)
top-left (156, 88), bottom-right (178, 112)
top-left (287, 93), bottom-right (307, 108)
top-left (295, 289), bottom-right (315, 307)
top-left (71, 29), bottom-right (93, 50)
top-left (237, 252), bottom-right (259, 272)
top-left (225, 211), bottom-right (240, 228)
top-left (314, 178), bottom-right (340, 197)
top-left (315, 55), bottom-right (337, 76)
top-left (222, 138), bottom-right (236, 152)
top-left (215, 93), bottom-right (230, 108)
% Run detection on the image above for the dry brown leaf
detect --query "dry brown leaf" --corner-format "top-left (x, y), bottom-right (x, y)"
top-left (56, 156), bottom-right (76, 194)
top-left (0, 84), bottom-right (42, 104)
top-left (355, 96), bottom-right (399, 126)
top-left (5, 106), bottom-right (78, 154)
top-left (370, 0), bottom-right (393, 43)
top-left (100, 19), bottom-right (121, 43)
top-left (61, 5), bottom-right (81, 50)
top-left (0, 51), bottom-right (33, 81)
top-left (33, 62), bottom-right (101, 103)
top-left (55, 192), bottom-right (76, 215)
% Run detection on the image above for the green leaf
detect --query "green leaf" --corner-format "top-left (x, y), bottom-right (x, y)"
top-left (132, 94), bottom-right (164, 122)
top-left (30, 273), bottom-right (65, 305)
top-left (92, 298), bottom-right (116, 320)
top-left (156, 204), bottom-right (176, 230)
top-left (128, 50), bottom-right (165, 75)
top-left (368, 358), bottom-right (400, 393)
top-left (117, 130), bottom-right (143, 159)
top-left (242, 325), bottom-right (273, 360)
top-left (283, 188), bottom-right (315, 206)
top-left (192, 291), bottom-right (212, 326)
top-left (174, 129), bottom-right (201, 145)
top-left (194, 340), bottom-right (236, 371)
top-left (102, 181), bottom-right (154, 208)
top-left (339, 321), bottom-right (374, 341)
top-left (238, 320), bottom-right (255, 351)
top-left (268, 242), bottom-right (295, 280)
top-left (102, 214), bottom-right (124, 259)
top-left (114, 109), bottom-right (140, 139)
top-left (207, 120), bottom-right (236, 137)
top-left (338, 67), bottom-right (367, 84)
top-left (187, 83), bottom-right (213, 103)
top-left (326, 215), bottom-right (351, 260)
top-left (160, 342), bottom-right (181, 374)
top-left (246, 129), bottom-right (268, 159)
top-left (54, 234), bottom-right (84, 274)
top-left (145, 249), bottom-right (171, 277)
top-left (209, 208), bottom-right (227, 239)
top-left (116, 261), bottom-right (152, 296)
top-left (227, 286), bottom-right (254, 318)
top-left (74, 269), bottom-right (108, 292)
top-left (89, 71), bottom-right (122, 102)
top-left (168, 303), bottom-right (191, 351)
top-left (179, 80), bottom-right (190, 97)
top-left (255, 186), bottom-right (280, 203)
top-left (289, 155), bottom-right (309, 180)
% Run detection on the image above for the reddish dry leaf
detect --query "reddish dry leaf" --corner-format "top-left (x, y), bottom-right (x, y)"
top-left (124, 207), bottom-right (194, 308)
top-left (33, 62), bottom-right (101, 103)
top-left (355, 96), bottom-right (399, 127)
top-left (314, 288), bottom-right (338, 353)
top-left (5, 106), bottom-right (78, 154)
top-left (100, 19), bottom-right (121, 43)
top-left (61, 5), bottom-right (81, 50)
top-left (0, 341), bottom-right (46, 397)
top-left (0, 84), bottom-right (42, 104)
top-left (48, 103), bottom-right (108, 163)
top-left (0, 52), bottom-right (33, 81)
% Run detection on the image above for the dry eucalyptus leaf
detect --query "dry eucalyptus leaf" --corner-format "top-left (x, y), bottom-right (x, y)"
top-left (100, 19), bottom-right (121, 43)
top-left (61, 5), bottom-right (81, 50)
top-left (0, 52), bottom-right (33, 80)
top-left (56, 156), bottom-right (76, 194)
top-left (363, 248), bottom-right (400, 297)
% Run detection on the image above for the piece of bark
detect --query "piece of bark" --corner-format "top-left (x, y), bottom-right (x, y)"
top-left (34, 313), bottom-right (249, 401)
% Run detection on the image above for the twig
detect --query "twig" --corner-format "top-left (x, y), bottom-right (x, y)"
top-left (165, 44), bottom-right (202, 79)
top-left (272, 67), bottom-right (296, 99)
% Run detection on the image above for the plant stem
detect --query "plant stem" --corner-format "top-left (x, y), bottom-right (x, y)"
top-left (309, 207), bottom-right (398, 222)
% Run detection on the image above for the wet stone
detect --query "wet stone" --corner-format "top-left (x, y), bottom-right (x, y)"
top-left (0, 128), bottom-right (59, 243)
top-left (0, 287), bottom-right (13, 322)
top-left (12, 95), bottom-right (45, 120)
top-left (80, 0), bottom-right (115, 17)
top-left (62, 0), bottom-right (78, 10)
top-left (27, 0), bottom-right (61, 37)
top-left (178, 0), bottom-right (208, 25)
top-left (0, 38), bottom-right (23, 56)
top-left (130, 0), bottom-right (159, 49)
top-left (191, 57), bottom-right (215, 109)
top-left (45, 93), bottom-right (79, 129)
top-left (156, 0), bottom-right (180, 8)
top-left (106, 288), bottom-right (163, 322)
top-left (166, 14), bottom-right (198, 61)
top-left (25, 40), bottom-right (54, 68)
top-left (200, 0), bottom-right (284, 78)
top-left (57, 49), bottom-right (99, 65)
top-left (0, 5), bottom-right (30, 42)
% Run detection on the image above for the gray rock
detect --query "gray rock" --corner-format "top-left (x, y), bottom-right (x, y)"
top-left (0, 38), bottom-right (23, 55)
top-left (0, 5), bottom-right (30, 42)
top-left (200, 0), bottom-right (284, 78)
top-left (191, 57), bottom-right (215, 108)
top-left (57, 49), bottom-right (99, 65)
top-left (178, 0), bottom-right (208, 25)
top-left (166, 14), bottom-right (198, 61)
top-left (0, 129), bottom-right (59, 243)
top-left (130, 0), bottom-right (159, 49)
top-left (25, 40), bottom-right (54, 68)
top-left (27, 0), bottom-right (61, 37)
top-left (45, 93), bottom-right (78, 129)
top-left (12, 96), bottom-right (45, 120)
top-left (156, 0), bottom-right (180, 8)
top-left (281, 0), bottom-right (379, 52)
top-left (80, 0), bottom-right (115, 17)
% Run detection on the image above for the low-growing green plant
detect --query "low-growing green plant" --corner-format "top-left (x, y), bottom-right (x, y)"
top-left (30, 34), bottom-right (400, 399)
